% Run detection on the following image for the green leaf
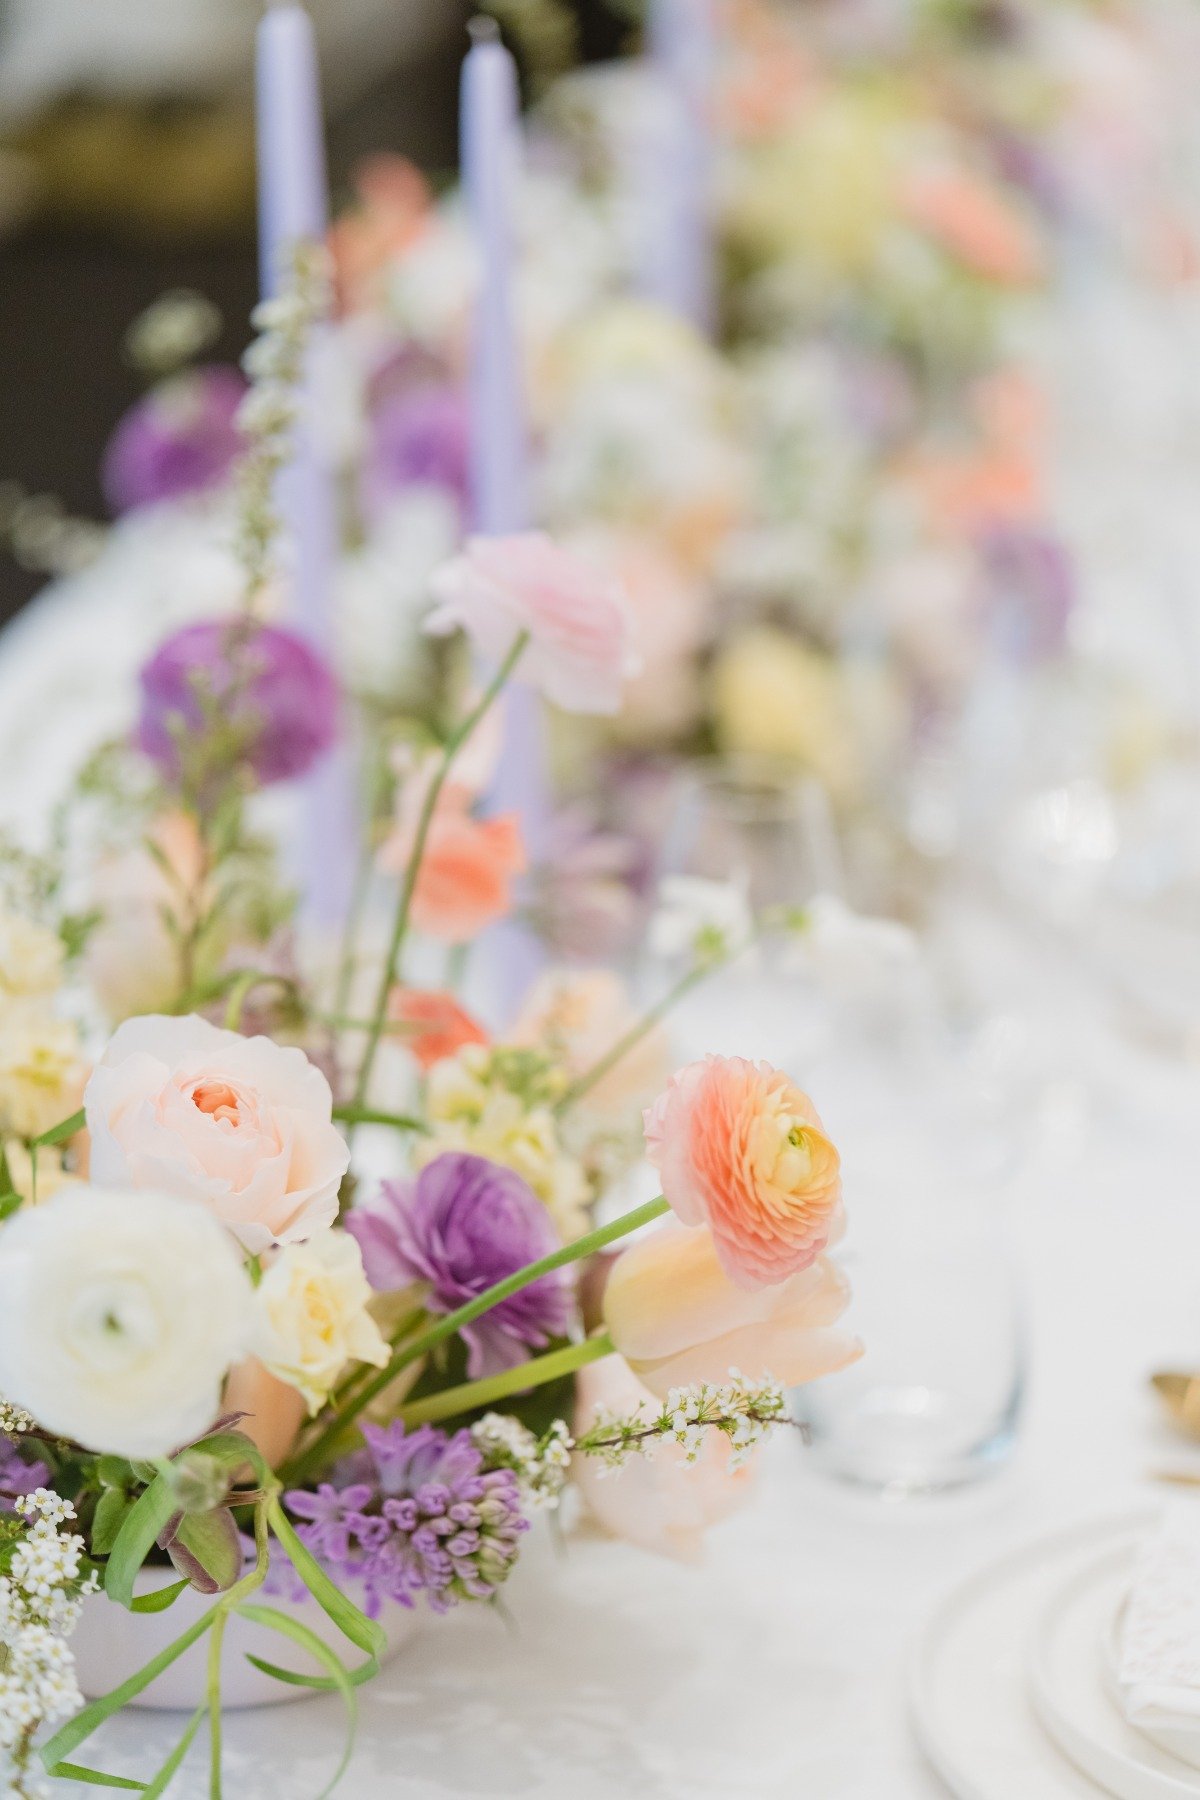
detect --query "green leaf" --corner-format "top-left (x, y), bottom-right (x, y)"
top-left (0, 1190), bottom-right (22, 1221)
top-left (30, 1106), bottom-right (85, 1148)
top-left (91, 1487), bottom-right (132, 1557)
top-left (104, 1473), bottom-right (177, 1610)
top-left (43, 1762), bottom-right (146, 1790)
top-left (267, 1499), bottom-right (385, 1659)
top-left (165, 1507), bottom-right (242, 1596)
top-left (40, 1604), bottom-right (217, 1772)
top-left (242, 1653), bottom-right (379, 1692)
top-left (236, 1603), bottom-right (359, 1797)
top-left (140, 1706), bottom-right (207, 1800)
top-left (97, 1455), bottom-right (133, 1490)
top-left (130, 1577), bottom-right (190, 1615)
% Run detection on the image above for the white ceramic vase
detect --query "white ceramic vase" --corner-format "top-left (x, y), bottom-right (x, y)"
top-left (72, 1571), bottom-right (421, 1711)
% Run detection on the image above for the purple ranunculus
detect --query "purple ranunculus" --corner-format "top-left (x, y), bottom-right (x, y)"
top-left (136, 618), bottom-right (339, 787)
top-left (364, 382), bottom-right (470, 520)
top-left (347, 1152), bottom-right (572, 1378)
top-left (0, 1441), bottom-right (49, 1512)
top-left (102, 366), bottom-right (247, 515)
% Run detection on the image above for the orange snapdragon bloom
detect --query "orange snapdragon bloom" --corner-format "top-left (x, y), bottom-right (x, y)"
top-left (389, 987), bottom-right (489, 1071)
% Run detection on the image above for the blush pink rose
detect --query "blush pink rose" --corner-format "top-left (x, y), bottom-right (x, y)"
top-left (84, 1014), bottom-right (349, 1255)
top-left (602, 1219), bottom-right (860, 1397)
top-left (572, 1353), bottom-right (756, 1563)
top-left (644, 1055), bottom-right (843, 1289)
top-left (425, 533), bottom-right (640, 715)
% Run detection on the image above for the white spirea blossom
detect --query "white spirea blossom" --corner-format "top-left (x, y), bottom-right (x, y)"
top-left (649, 875), bottom-right (755, 967)
top-left (0, 1490), bottom-right (98, 1796)
top-left (0, 1185), bottom-right (254, 1458)
top-left (471, 1413), bottom-right (573, 1510)
top-left (576, 1370), bottom-right (789, 1474)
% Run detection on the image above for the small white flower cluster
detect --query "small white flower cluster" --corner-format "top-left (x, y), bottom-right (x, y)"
top-left (0, 1399), bottom-right (33, 1435)
top-left (1, 1490), bottom-right (98, 1796)
top-left (233, 240), bottom-right (331, 607)
top-left (577, 1371), bottom-right (789, 1474)
top-left (471, 1413), bottom-right (574, 1510)
top-left (649, 876), bottom-right (755, 969)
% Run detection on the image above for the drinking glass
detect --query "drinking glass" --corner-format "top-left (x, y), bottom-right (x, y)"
top-left (797, 1027), bottom-right (1025, 1495)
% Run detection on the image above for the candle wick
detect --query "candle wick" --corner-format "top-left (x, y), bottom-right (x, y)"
top-left (467, 14), bottom-right (502, 45)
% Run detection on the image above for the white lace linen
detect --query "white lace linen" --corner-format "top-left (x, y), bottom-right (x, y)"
top-left (1118, 1504), bottom-right (1200, 1728)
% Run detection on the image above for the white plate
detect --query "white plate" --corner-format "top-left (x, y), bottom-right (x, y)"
top-left (1029, 1540), bottom-right (1200, 1799)
top-left (911, 1512), bottom-right (1154, 1800)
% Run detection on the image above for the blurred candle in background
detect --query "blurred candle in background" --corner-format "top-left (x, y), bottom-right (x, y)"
top-left (256, 0), bottom-right (356, 927)
top-left (641, 0), bottom-right (716, 332)
top-left (460, 18), bottom-right (549, 1015)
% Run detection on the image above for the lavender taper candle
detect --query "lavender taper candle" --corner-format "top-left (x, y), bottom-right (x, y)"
top-left (641, 0), bottom-right (716, 332)
top-left (255, 1), bottom-right (356, 927)
top-left (460, 19), bottom-right (549, 1015)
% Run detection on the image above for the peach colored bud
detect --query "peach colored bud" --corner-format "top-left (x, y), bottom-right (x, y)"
top-left (222, 1357), bottom-right (307, 1470)
top-left (603, 1221), bottom-right (861, 1399)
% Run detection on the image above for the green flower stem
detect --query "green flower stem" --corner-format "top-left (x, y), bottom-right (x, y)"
top-left (399, 1332), bottom-right (613, 1430)
top-left (207, 1610), bottom-right (226, 1800)
top-left (283, 1194), bottom-right (669, 1488)
top-left (351, 631), bottom-right (529, 1113)
top-left (331, 1104), bottom-right (428, 1134)
top-left (554, 960), bottom-right (713, 1114)
top-left (221, 970), bottom-right (300, 1032)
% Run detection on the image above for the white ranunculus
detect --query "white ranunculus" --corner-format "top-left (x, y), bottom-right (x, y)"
top-left (0, 1185), bottom-right (253, 1458)
top-left (84, 1014), bottom-right (350, 1255)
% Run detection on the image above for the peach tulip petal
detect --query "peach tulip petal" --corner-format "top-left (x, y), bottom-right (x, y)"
top-left (572, 1356), bottom-right (755, 1563)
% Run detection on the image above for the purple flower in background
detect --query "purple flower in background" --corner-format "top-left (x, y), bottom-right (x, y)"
top-left (284, 1422), bottom-right (528, 1615)
top-left (979, 526), bottom-right (1075, 665)
top-left (347, 1153), bottom-right (572, 1378)
top-left (102, 366), bottom-right (247, 514)
top-left (0, 1441), bottom-right (49, 1511)
top-left (364, 381), bottom-right (471, 520)
top-left (137, 618), bottom-right (339, 787)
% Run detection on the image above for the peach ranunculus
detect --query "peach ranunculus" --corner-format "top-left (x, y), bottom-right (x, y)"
top-left (644, 1056), bottom-right (843, 1289)
top-left (384, 784), bottom-right (527, 945)
top-left (508, 968), bottom-right (671, 1120)
top-left (84, 1014), bottom-right (350, 1255)
top-left (571, 1352), bottom-right (756, 1564)
top-left (900, 166), bottom-right (1044, 286)
top-left (389, 986), bottom-right (489, 1071)
top-left (602, 1219), bottom-right (860, 1397)
top-left (425, 533), bottom-right (640, 715)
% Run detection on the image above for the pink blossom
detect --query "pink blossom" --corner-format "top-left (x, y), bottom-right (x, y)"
top-left (425, 533), bottom-right (640, 715)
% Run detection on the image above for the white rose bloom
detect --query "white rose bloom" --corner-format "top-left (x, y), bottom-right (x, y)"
top-left (84, 1014), bottom-right (350, 1255)
top-left (0, 1185), bottom-right (253, 1458)
top-left (253, 1230), bottom-right (388, 1414)
top-left (0, 912), bottom-right (65, 997)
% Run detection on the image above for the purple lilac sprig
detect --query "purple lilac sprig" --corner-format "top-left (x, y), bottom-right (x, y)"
top-left (284, 1421), bottom-right (528, 1617)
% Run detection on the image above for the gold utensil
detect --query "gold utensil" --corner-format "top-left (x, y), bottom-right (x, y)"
top-left (1151, 1372), bottom-right (1200, 1439)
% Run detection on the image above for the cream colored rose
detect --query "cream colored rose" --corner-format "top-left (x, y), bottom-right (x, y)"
top-left (0, 1184), bottom-right (253, 1458)
top-left (252, 1231), bottom-right (388, 1414)
top-left (84, 1014), bottom-right (349, 1255)
top-left (0, 911), bottom-right (65, 997)
top-left (0, 1000), bottom-right (84, 1140)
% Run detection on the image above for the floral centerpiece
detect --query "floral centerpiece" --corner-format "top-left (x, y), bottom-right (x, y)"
top-left (0, 253), bottom-right (861, 1797)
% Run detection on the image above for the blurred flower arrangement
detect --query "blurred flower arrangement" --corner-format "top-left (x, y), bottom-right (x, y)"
top-left (0, 249), bottom-right (863, 1797)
